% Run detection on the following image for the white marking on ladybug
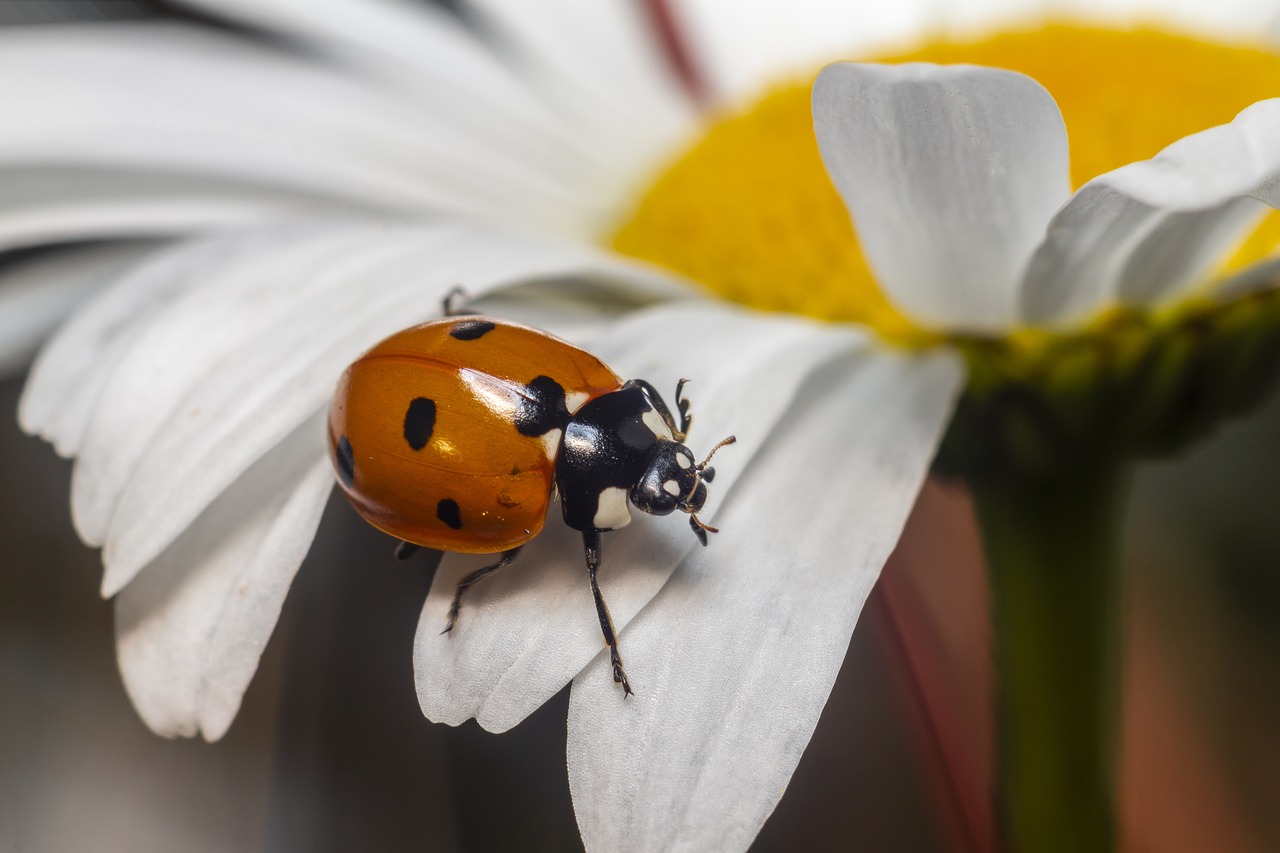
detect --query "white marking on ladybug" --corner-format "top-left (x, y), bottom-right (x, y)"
top-left (565, 391), bottom-right (590, 414)
top-left (539, 428), bottom-right (563, 460)
top-left (662, 479), bottom-right (681, 497)
top-left (642, 407), bottom-right (672, 440)
top-left (676, 452), bottom-right (693, 469)
top-left (593, 486), bottom-right (632, 530)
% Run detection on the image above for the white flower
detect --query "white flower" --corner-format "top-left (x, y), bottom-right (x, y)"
top-left (5, 1), bottom-right (1280, 850)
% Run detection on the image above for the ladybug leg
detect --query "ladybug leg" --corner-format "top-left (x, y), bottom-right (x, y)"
top-left (583, 530), bottom-right (634, 697)
top-left (673, 378), bottom-right (694, 438)
top-left (441, 286), bottom-right (474, 317)
top-left (394, 540), bottom-right (421, 560)
top-left (442, 546), bottom-right (523, 635)
top-left (623, 378), bottom-right (688, 442)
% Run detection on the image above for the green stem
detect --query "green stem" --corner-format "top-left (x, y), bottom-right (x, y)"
top-left (970, 463), bottom-right (1131, 853)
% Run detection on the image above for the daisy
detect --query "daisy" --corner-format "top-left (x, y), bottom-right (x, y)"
top-left (6, 1), bottom-right (1280, 851)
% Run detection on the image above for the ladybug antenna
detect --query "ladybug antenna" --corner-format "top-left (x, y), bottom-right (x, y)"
top-left (683, 435), bottom-right (734, 546)
top-left (689, 434), bottom-right (736, 488)
top-left (689, 511), bottom-right (719, 535)
top-left (696, 434), bottom-right (737, 471)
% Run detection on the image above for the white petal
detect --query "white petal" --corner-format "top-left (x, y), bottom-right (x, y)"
top-left (567, 346), bottom-right (964, 853)
top-left (461, 0), bottom-right (699, 217)
top-left (1114, 200), bottom-right (1267, 304)
top-left (170, 0), bottom-right (601, 195)
top-left (414, 302), bottom-right (863, 733)
top-left (66, 222), bottom-right (683, 595)
top-left (0, 167), bottom-right (337, 252)
top-left (0, 241), bottom-right (157, 376)
top-left (0, 24), bottom-right (588, 233)
top-left (115, 415), bottom-right (332, 741)
top-left (19, 231), bottom-right (292, 458)
top-left (1022, 99), bottom-right (1280, 324)
top-left (66, 225), bottom-right (366, 555)
top-left (813, 62), bottom-right (1070, 332)
top-left (173, 0), bottom-right (544, 113)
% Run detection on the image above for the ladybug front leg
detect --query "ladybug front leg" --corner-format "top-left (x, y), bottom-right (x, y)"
top-left (673, 378), bottom-right (694, 438)
top-left (622, 378), bottom-right (690, 443)
top-left (441, 546), bottom-right (524, 635)
top-left (583, 530), bottom-right (634, 697)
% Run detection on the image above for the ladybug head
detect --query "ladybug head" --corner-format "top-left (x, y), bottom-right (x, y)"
top-left (629, 435), bottom-right (736, 546)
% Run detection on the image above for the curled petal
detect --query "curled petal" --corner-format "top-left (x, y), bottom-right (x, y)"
top-left (1021, 98), bottom-right (1280, 324)
top-left (814, 62), bottom-right (1069, 332)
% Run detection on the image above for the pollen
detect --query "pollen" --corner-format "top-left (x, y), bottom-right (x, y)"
top-left (611, 25), bottom-right (1280, 342)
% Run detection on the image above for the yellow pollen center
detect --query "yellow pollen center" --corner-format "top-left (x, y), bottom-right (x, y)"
top-left (611, 25), bottom-right (1280, 343)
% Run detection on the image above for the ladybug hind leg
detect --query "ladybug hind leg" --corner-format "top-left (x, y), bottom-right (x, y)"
top-left (442, 546), bottom-right (524, 635)
top-left (583, 530), bottom-right (633, 697)
top-left (441, 286), bottom-right (475, 317)
top-left (394, 540), bottom-right (421, 560)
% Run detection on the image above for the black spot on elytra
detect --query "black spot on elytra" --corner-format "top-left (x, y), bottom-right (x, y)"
top-left (514, 375), bottom-right (569, 437)
top-left (335, 435), bottom-right (355, 487)
top-left (449, 319), bottom-right (496, 340)
top-left (403, 397), bottom-right (436, 450)
top-left (437, 498), bottom-right (463, 530)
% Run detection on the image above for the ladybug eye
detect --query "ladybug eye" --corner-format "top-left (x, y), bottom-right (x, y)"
top-left (629, 477), bottom-right (678, 516)
top-left (686, 479), bottom-right (708, 513)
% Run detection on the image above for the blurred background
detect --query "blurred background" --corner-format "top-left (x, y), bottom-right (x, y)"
top-left (3, 2), bottom-right (1280, 851)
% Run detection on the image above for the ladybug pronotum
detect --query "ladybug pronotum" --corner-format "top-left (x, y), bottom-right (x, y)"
top-left (327, 299), bottom-right (734, 695)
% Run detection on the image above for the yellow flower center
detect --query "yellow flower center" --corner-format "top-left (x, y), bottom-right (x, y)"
top-left (611, 24), bottom-right (1280, 344)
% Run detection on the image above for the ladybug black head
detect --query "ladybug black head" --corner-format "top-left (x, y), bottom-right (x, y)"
top-left (629, 435), bottom-right (736, 546)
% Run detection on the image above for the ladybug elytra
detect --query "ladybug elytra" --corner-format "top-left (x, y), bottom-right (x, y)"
top-left (328, 300), bottom-right (734, 695)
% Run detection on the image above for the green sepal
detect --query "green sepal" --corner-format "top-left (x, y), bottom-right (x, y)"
top-left (934, 285), bottom-right (1280, 483)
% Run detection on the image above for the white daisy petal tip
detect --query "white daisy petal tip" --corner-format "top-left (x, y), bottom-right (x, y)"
top-left (813, 60), bottom-right (1070, 333)
top-left (114, 428), bottom-right (333, 742)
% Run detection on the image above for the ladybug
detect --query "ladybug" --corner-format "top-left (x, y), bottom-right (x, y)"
top-left (327, 297), bottom-right (735, 695)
